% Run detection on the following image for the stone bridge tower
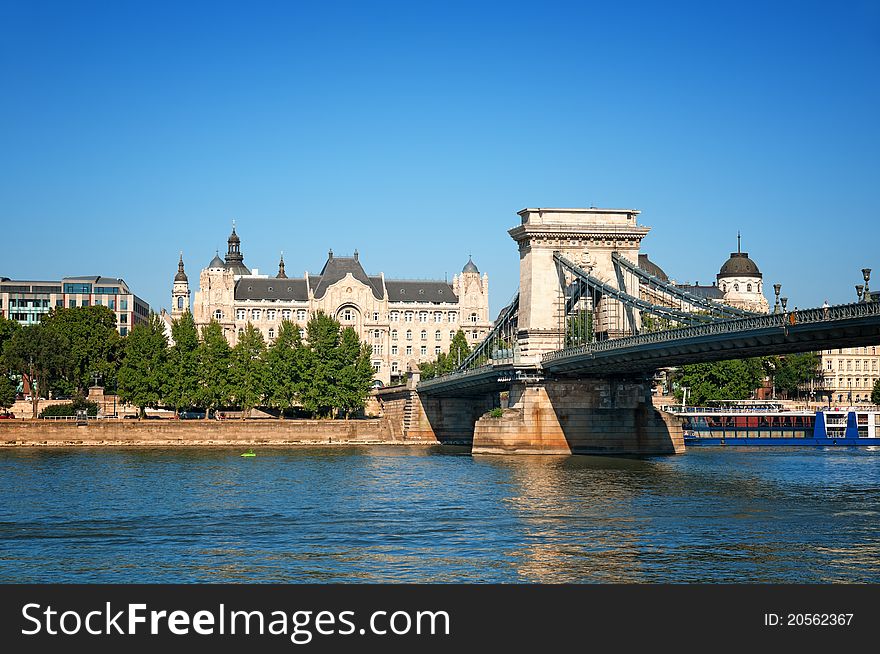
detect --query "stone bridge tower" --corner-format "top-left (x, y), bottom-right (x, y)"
top-left (509, 208), bottom-right (649, 362)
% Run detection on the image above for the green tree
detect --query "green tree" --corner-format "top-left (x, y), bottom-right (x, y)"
top-left (0, 315), bottom-right (20, 356)
top-left (772, 353), bottom-right (821, 399)
top-left (117, 314), bottom-right (169, 418)
top-left (419, 329), bottom-right (471, 380)
top-left (164, 311), bottom-right (200, 414)
top-left (0, 375), bottom-right (15, 410)
top-left (872, 378), bottom-right (880, 406)
top-left (334, 326), bottom-right (374, 418)
top-left (266, 320), bottom-right (309, 419)
top-left (673, 358), bottom-right (765, 406)
top-left (43, 306), bottom-right (121, 394)
top-left (196, 320), bottom-right (232, 418)
top-left (230, 323), bottom-right (268, 419)
top-left (3, 325), bottom-right (70, 418)
top-left (300, 312), bottom-right (341, 418)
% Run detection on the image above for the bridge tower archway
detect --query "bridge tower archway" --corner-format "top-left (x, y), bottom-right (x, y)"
top-left (508, 208), bottom-right (649, 362)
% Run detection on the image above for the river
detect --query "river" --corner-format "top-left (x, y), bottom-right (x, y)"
top-left (1, 446), bottom-right (878, 583)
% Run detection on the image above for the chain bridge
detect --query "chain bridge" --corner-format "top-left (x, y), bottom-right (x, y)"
top-left (376, 208), bottom-right (880, 455)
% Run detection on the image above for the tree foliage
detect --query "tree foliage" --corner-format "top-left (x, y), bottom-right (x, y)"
top-left (266, 320), bottom-right (308, 418)
top-left (334, 326), bottom-right (375, 418)
top-left (164, 311), bottom-right (200, 413)
top-left (43, 306), bottom-right (121, 393)
top-left (419, 329), bottom-right (471, 380)
top-left (872, 378), bottom-right (880, 406)
top-left (196, 320), bottom-right (232, 417)
top-left (3, 325), bottom-right (70, 418)
top-left (117, 314), bottom-right (169, 417)
top-left (0, 375), bottom-right (15, 410)
top-left (771, 353), bottom-right (821, 399)
top-left (230, 323), bottom-right (268, 418)
top-left (673, 358), bottom-right (765, 406)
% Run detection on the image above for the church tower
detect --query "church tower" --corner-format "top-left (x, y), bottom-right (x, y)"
top-left (171, 252), bottom-right (191, 318)
top-left (452, 255), bottom-right (490, 329)
top-left (717, 233), bottom-right (770, 313)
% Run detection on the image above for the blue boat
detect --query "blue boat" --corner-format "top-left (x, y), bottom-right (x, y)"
top-left (673, 404), bottom-right (880, 446)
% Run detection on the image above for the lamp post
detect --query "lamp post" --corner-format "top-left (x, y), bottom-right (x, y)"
top-left (780, 297), bottom-right (788, 313)
top-left (856, 285), bottom-right (864, 302)
top-left (863, 268), bottom-right (872, 302)
top-left (773, 284), bottom-right (781, 314)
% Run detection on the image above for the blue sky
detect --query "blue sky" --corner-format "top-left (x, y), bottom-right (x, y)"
top-left (1, 0), bottom-right (878, 316)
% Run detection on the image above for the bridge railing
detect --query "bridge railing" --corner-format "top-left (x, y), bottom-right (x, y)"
top-left (542, 301), bottom-right (880, 363)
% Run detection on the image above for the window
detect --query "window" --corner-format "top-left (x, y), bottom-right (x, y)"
top-left (214, 310), bottom-right (224, 320)
top-left (82, 299), bottom-right (90, 307)
top-left (373, 312), bottom-right (380, 321)
top-left (342, 309), bottom-right (353, 322)
top-left (847, 360), bottom-right (852, 371)
top-left (268, 328), bottom-right (274, 340)
top-left (722, 284), bottom-right (727, 292)
top-left (374, 329), bottom-right (381, 340)
top-left (68, 299), bottom-right (76, 308)
top-left (282, 309), bottom-right (291, 321)
top-left (448, 312), bottom-right (457, 323)
top-left (420, 346), bottom-right (427, 356)
top-left (434, 311), bottom-right (443, 322)
top-left (406, 330), bottom-right (412, 341)
top-left (95, 299), bottom-right (102, 306)
top-left (252, 309), bottom-right (261, 321)
top-left (390, 311), bottom-right (399, 322)
top-left (121, 299), bottom-right (128, 310)
top-left (236, 309), bottom-right (245, 321)
top-left (435, 346), bottom-right (442, 355)
top-left (110, 299), bottom-right (117, 310)
top-left (63, 283), bottom-right (92, 294)
top-left (391, 329), bottom-right (398, 340)
top-left (299, 328), bottom-right (306, 339)
top-left (372, 344), bottom-right (383, 356)
top-left (450, 330), bottom-right (455, 340)
top-left (391, 345), bottom-right (398, 355)
top-left (435, 330), bottom-right (441, 341)
top-left (372, 361), bottom-right (381, 373)
top-left (268, 310), bottom-right (276, 321)
top-left (419, 312), bottom-right (428, 323)
top-left (406, 346), bottom-right (413, 356)
top-left (827, 361), bottom-right (833, 370)
top-left (747, 284), bottom-right (752, 292)
top-left (120, 314), bottom-right (128, 323)
top-left (56, 300), bottom-right (63, 308)
top-left (391, 361), bottom-right (399, 374)
top-left (120, 327), bottom-right (128, 336)
top-left (856, 361), bottom-right (861, 371)
top-left (469, 313), bottom-right (478, 323)
top-left (472, 330), bottom-right (478, 339)
top-left (734, 284), bottom-right (739, 292)
top-left (405, 312), bottom-right (413, 323)
top-left (420, 330), bottom-right (427, 341)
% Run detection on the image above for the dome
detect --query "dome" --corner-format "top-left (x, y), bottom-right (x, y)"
top-left (174, 254), bottom-right (188, 282)
top-left (718, 252), bottom-right (761, 279)
top-left (208, 253), bottom-right (226, 269)
top-left (638, 254), bottom-right (669, 282)
top-left (228, 226), bottom-right (240, 244)
top-left (462, 256), bottom-right (479, 274)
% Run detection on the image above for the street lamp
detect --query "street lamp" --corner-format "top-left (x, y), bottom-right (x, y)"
top-left (856, 285), bottom-right (864, 302)
top-left (780, 297), bottom-right (788, 312)
top-left (773, 284), bottom-right (782, 314)
top-left (863, 268), bottom-right (872, 302)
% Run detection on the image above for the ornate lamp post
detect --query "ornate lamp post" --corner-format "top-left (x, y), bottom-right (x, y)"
top-left (773, 284), bottom-right (782, 314)
top-left (862, 268), bottom-right (872, 302)
top-left (780, 297), bottom-right (788, 313)
top-left (856, 285), bottom-right (864, 302)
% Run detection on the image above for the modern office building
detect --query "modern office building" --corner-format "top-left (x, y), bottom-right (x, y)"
top-left (0, 275), bottom-right (150, 336)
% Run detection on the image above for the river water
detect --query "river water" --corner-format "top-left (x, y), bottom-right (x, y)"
top-left (1, 446), bottom-right (878, 583)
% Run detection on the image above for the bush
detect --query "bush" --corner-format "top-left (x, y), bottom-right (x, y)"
top-left (40, 401), bottom-right (99, 418)
top-left (489, 407), bottom-right (504, 418)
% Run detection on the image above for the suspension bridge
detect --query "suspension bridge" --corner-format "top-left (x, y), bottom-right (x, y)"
top-left (376, 208), bottom-right (880, 455)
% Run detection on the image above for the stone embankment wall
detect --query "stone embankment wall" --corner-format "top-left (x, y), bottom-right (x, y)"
top-left (472, 379), bottom-right (685, 455)
top-left (0, 419), bottom-right (396, 447)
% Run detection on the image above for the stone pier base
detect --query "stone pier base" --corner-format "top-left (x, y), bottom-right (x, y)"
top-left (472, 379), bottom-right (684, 455)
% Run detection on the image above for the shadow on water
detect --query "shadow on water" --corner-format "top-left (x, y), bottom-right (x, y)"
top-left (0, 446), bottom-right (878, 583)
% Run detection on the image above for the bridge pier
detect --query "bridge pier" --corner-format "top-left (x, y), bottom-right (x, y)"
top-left (472, 378), bottom-right (684, 455)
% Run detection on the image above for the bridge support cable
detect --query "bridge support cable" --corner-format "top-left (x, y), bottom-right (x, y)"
top-left (554, 253), bottom-right (718, 328)
top-left (455, 292), bottom-right (519, 373)
top-left (610, 252), bottom-right (757, 318)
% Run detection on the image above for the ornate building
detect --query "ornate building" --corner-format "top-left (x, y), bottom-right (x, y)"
top-left (715, 234), bottom-right (769, 313)
top-left (173, 226), bottom-right (491, 385)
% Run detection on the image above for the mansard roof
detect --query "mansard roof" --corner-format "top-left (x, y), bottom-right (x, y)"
top-left (385, 281), bottom-right (457, 303)
top-left (676, 283), bottom-right (724, 300)
top-left (234, 278), bottom-right (309, 302)
top-left (311, 255), bottom-right (385, 300)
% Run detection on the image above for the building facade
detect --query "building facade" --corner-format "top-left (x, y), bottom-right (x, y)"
top-left (176, 227), bottom-right (492, 385)
top-left (818, 346), bottom-right (880, 405)
top-left (0, 275), bottom-right (149, 336)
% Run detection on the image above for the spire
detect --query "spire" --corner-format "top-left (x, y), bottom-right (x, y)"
top-left (737, 231), bottom-right (741, 254)
top-left (174, 251), bottom-right (188, 282)
top-left (224, 222), bottom-right (249, 274)
top-left (277, 252), bottom-right (288, 279)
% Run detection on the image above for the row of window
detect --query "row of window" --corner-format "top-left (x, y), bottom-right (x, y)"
top-left (4, 297), bottom-right (130, 310)
top-left (828, 359), bottom-right (880, 372)
top-left (825, 347), bottom-right (878, 355)
top-left (823, 377), bottom-right (878, 389)
top-left (721, 282), bottom-right (761, 293)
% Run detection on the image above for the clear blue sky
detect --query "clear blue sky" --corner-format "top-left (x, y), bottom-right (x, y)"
top-left (1, 0), bottom-right (878, 316)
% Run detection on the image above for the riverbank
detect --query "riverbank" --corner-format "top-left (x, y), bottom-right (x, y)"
top-left (0, 419), bottom-right (439, 447)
